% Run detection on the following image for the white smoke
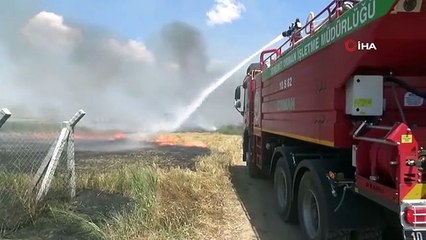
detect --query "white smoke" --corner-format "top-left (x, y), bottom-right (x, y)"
top-left (0, 3), bottom-right (244, 133)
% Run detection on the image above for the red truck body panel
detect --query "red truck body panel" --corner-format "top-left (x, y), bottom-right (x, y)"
top-left (237, 0), bottom-right (426, 236)
top-left (236, 0), bottom-right (426, 236)
top-left (258, 1), bottom-right (426, 148)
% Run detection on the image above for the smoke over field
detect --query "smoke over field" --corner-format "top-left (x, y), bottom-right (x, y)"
top-left (0, 1), bottom-right (241, 133)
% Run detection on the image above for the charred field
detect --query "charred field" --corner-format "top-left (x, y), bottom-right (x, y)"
top-left (74, 137), bottom-right (211, 171)
top-left (0, 132), bottom-right (244, 240)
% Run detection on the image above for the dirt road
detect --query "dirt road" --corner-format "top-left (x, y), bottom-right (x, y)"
top-left (229, 161), bottom-right (305, 240)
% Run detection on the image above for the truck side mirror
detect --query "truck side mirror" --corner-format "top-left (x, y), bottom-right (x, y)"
top-left (234, 86), bottom-right (242, 100)
top-left (235, 100), bottom-right (241, 109)
top-left (234, 100), bottom-right (243, 116)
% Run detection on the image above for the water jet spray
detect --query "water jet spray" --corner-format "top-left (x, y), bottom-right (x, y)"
top-left (170, 34), bottom-right (284, 131)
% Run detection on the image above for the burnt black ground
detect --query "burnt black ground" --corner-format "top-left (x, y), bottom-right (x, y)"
top-left (75, 139), bottom-right (211, 171)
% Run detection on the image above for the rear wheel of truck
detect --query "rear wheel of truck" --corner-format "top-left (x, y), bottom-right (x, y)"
top-left (297, 171), bottom-right (350, 240)
top-left (274, 157), bottom-right (297, 223)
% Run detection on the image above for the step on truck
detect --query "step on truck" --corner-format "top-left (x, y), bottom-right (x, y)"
top-left (233, 0), bottom-right (426, 239)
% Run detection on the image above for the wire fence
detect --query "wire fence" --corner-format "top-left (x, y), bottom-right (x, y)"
top-left (0, 109), bottom-right (85, 230)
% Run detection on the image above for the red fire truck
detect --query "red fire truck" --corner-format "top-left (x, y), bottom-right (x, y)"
top-left (233, 0), bottom-right (426, 239)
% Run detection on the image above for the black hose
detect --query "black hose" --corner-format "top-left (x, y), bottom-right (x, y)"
top-left (384, 76), bottom-right (426, 98)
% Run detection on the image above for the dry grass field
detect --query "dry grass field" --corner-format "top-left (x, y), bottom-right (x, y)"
top-left (1, 130), bottom-right (310, 240)
top-left (1, 132), bottom-right (259, 240)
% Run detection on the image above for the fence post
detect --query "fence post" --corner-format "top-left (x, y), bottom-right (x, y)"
top-left (69, 110), bottom-right (86, 128)
top-left (33, 109), bottom-right (85, 202)
top-left (36, 121), bottom-right (70, 201)
top-left (67, 125), bottom-right (76, 199)
top-left (30, 143), bottom-right (56, 193)
top-left (67, 109), bottom-right (85, 200)
top-left (0, 108), bottom-right (11, 128)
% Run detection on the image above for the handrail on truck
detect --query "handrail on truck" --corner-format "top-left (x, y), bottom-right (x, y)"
top-left (260, 0), bottom-right (356, 71)
top-left (259, 48), bottom-right (281, 71)
top-left (352, 121), bottom-right (399, 146)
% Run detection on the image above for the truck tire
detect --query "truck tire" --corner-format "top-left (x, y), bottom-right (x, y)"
top-left (242, 131), bottom-right (249, 162)
top-left (297, 171), bottom-right (351, 240)
top-left (246, 139), bottom-right (261, 178)
top-left (274, 157), bottom-right (297, 223)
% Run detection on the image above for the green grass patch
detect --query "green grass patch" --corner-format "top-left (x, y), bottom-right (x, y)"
top-left (215, 124), bottom-right (243, 135)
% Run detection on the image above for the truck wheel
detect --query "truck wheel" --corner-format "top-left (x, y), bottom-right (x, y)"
top-left (297, 171), bottom-right (350, 240)
top-left (274, 157), bottom-right (297, 223)
top-left (243, 131), bottom-right (249, 162)
top-left (246, 139), bottom-right (261, 178)
top-left (247, 151), bottom-right (261, 178)
top-left (242, 143), bottom-right (246, 162)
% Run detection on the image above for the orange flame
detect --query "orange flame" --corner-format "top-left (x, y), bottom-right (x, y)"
top-left (152, 134), bottom-right (206, 147)
top-left (112, 132), bottom-right (127, 140)
top-left (74, 131), bottom-right (127, 141)
top-left (154, 135), bottom-right (178, 146)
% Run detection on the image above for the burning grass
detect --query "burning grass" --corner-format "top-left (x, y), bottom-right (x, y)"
top-left (2, 132), bottom-right (243, 239)
top-left (150, 134), bottom-right (207, 148)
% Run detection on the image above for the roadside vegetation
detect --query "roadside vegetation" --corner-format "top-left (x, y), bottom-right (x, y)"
top-left (1, 132), bottom-right (244, 240)
top-left (215, 124), bottom-right (244, 135)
